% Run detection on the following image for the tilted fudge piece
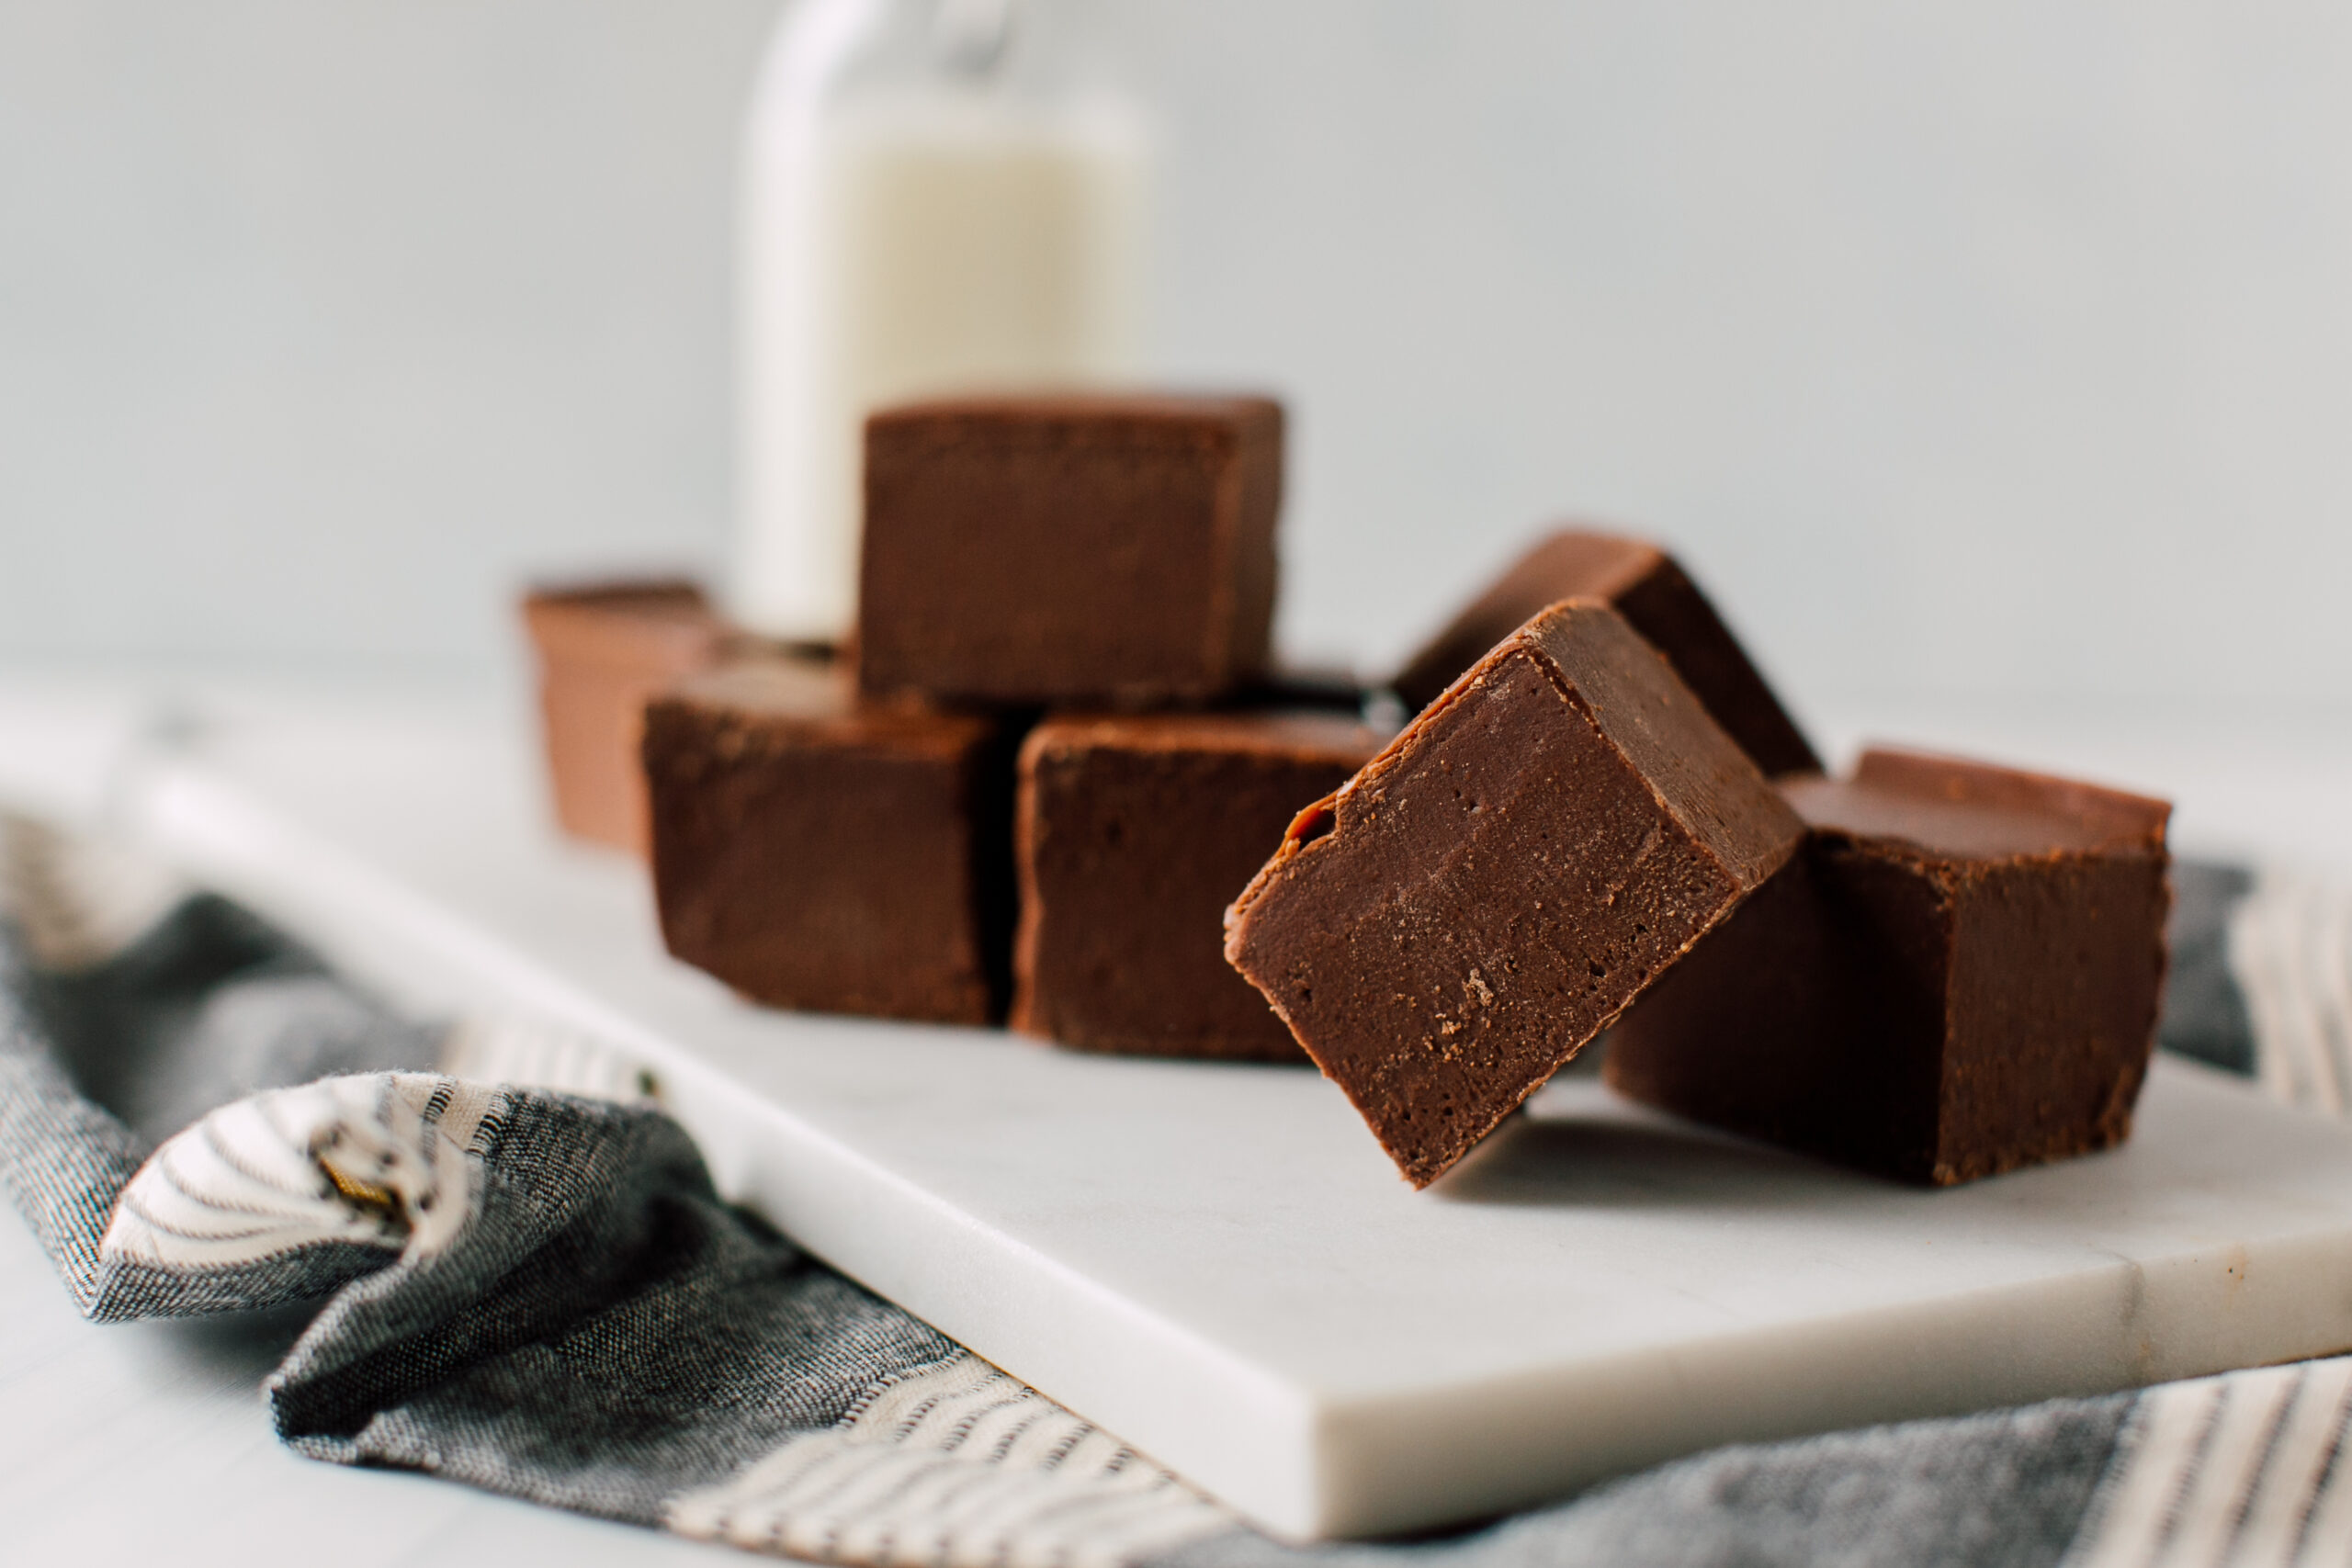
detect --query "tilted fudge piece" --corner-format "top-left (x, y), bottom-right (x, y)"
top-left (1605, 748), bottom-right (2172, 1185)
top-left (1014, 711), bottom-right (1383, 1062)
top-left (858, 394), bottom-right (1283, 707)
top-left (643, 657), bottom-right (1019, 1024)
top-left (522, 579), bottom-right (731, 854)
top-left (1390, 527), bottom-right (1820, 776)
top-left (1225, 599), bottom-right (1805, 1187)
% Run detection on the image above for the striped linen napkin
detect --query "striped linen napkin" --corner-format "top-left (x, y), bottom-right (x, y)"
top-left (1, 811), bottom-right (2348, 1568)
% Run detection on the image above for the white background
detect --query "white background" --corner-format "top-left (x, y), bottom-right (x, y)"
top-left (4, 0), bottom-right (2349, 723)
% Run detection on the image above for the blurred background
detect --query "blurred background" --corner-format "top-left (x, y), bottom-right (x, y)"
top-left (5, 0), bottom-right (2350, 725)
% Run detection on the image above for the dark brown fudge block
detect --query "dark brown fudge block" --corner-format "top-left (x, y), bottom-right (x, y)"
top-left (1014, 711), bottom-right (1383, 1062)
top-left (1605, 748), bottom-right (2172, 1185)
top-left (1391, 527), bottom-right (1820, 776)
top-left (643, 657), bottom-right (1018, 1024)
top-left (522, 579), bottom-right (732, 854)
top-left (858, 394), bottom-right (1283, 707)
top-left (1225, 599), bottom-right (1805, 1187)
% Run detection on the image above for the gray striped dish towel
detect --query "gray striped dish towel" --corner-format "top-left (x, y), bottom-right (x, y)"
top-left (2, 810), bottom-right (2349, 1568)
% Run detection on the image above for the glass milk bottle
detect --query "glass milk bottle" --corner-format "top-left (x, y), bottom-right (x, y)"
top-left (734, 0), bottom-right (1148, 645)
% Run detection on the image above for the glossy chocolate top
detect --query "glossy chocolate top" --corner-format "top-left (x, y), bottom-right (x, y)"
top-left (1392, 531), bottom-right (1658, 712)
top-left (1788, 748), bottom-right (2171, 861)
top-left (1390, 526), bottom-right (1820, 775)
top-left (1509, 598), bottom-right (1804, 887)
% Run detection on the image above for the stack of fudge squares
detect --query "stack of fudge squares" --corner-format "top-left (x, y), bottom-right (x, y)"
top-left (526, 392), bottom-right (2174, 1194)
top-left (532, 395), bottom-right (1380, 1055)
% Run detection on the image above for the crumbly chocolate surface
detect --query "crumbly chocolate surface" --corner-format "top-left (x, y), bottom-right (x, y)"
top-left (1391, 528), bottom-right (1819, 776)
top-left (643, 658), bottom-right (1018, 1025)
top-left (857, 394), bottom-right (1283, 708)
top-left (1605, 748), bottom-right (2173, 1185)
top-left (1226, 599), bottom-right (1804, 1187)
top-left (1014, 711), bottom-right (1381, 1062)
top-left (522, 579), bottom-right (729, 855)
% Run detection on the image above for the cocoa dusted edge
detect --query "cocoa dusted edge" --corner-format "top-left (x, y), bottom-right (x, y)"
top-left (1225, 598), bottom-right (1804, 1188)
top-left (1607, 748), bottom-right (2173, 1185)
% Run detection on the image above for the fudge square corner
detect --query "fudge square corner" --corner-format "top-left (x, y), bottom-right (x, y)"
top-left (642, 656), bottom-right (1017, 1027)
top-left (1012, 709), bottom-right (1381, 1064)
top-left (1606, 748), bottom-right (2174, 1185)
top-left (1223, 597), bottom-right (1804, 1188)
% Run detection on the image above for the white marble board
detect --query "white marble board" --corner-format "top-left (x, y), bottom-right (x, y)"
top-left (12, 688), bottom-right (2352, 1541)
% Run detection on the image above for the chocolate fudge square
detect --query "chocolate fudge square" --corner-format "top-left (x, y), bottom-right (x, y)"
top-left (1606, 748), bottom-right (2172, 1185)
top-left (1014, 711), bottom-right (1382, 1062)
top-left (1225, 599), bottom-right (1804, 1187)
top-left (1391, 527), bottom-right (1819, 776)
top-left (857, 395), bottom-right (1283, 707)
top-left (523, 579), bottom-right (730, 855)
top-left (643, 658), bottom-right (1018, 1024)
